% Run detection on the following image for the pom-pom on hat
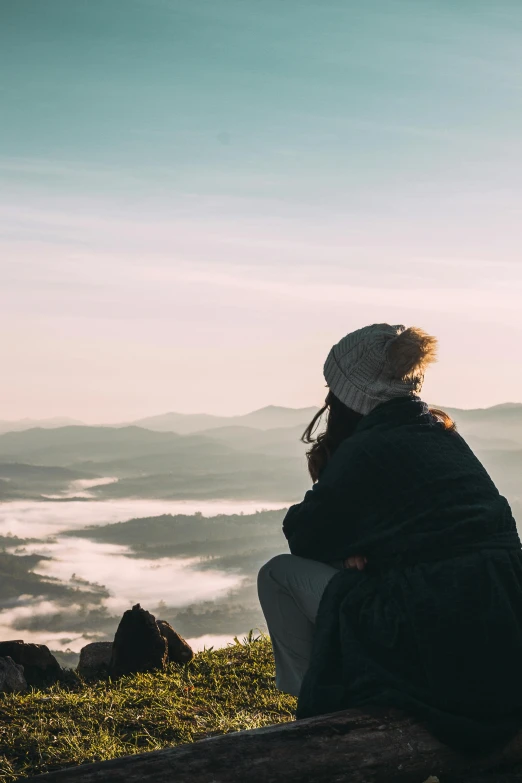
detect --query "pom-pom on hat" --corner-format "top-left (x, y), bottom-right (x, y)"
top-left (323, 323), bottom-right (438, 415)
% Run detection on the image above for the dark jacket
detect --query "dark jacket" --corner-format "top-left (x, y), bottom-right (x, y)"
top-left (282, 396), bottom-right (522, 753)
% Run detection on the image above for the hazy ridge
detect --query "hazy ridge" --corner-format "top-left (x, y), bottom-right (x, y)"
top-left (0, 403), bottom-right (521, 502)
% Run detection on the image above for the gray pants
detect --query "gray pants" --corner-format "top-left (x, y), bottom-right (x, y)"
top-left (257, 554), bottom-right (341, 697)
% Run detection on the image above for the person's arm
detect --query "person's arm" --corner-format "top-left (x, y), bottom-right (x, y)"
top-left (282, 481), bottom-right (351, 561)
top-left (282, 437), bottom-right (370, 562)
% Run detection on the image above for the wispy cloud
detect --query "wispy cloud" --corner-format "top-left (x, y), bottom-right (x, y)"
top-left (2, 0), bottom-right (522, 415)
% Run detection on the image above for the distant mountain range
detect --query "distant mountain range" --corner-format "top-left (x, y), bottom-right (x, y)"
top-left (0, 406), bottom-right (318, 436)
top-left (0, 402), bottom-right (521, 503)
top-left (0, 417), bottom-right (85, 435)
top-left (0, 422), bottom-right (312, 502)
top-left (442, 404), bottom-right (522, 446)
top-left (2, 402), bottom-right (521, 436)
top-left (128, 405), bottom-right (320, 434)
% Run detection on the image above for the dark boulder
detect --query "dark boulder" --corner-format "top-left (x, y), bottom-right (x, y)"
top-left (77, 642), bottom-right (113, 678)
top-left (157, 620), bottom-right (193, 664)
top-left (0, 656), bottom-right (27, 693)
top-left (0, 640), bottom-right (61, 687)
top-left (109, 604), bottom-right (167, 677)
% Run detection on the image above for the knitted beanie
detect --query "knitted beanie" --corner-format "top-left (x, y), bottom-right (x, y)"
top-left (323, 323), bottom-right (438, 415)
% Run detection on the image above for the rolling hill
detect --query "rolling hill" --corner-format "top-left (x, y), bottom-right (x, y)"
top-left (445, 403), bottom-right (522, 442)
top-left (0, 403), bottom-right (520, 503)
top-left (0, 426), bottom-right (182, 465)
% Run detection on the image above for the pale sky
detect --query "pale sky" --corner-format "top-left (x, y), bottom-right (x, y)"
top-left (2, 0), bottom-right (522, 422)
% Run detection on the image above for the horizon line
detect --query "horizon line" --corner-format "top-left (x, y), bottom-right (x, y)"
top-left (1, 400), bottom-right (521, 428)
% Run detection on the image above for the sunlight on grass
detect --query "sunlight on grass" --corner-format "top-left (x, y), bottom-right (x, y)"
top-left (0, 634), bottom-right (296, 781)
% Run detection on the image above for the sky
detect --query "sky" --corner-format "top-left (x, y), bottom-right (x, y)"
top-left (1, 0), bottom-right (522, 422)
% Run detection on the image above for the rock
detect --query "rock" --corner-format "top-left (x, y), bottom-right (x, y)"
top-left (77, 642), bottom-right (113, 678)
top-left (157, 620), bottom-right (193, 664)
top-left (0, 641), bottom-right (61, 687)
top-left (0, 656), bottom-right (27, 693)
top-left (109, 604), bottom-right (167, 677)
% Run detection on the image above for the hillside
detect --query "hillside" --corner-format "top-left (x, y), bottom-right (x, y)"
top-left (0, 463), bottom-right (100, 500)
top-left (0, 427), bottom-right (182, 465)
top-left (445, 403), bottom-right (522, 444)
top-left (1, 409), bottom-right (520, 503)
top-left (0, 425), bottom-right (310, 501)
top-left (0, 635), bottom-right (295, 782)
top-left (0, 403), bottom-right (521, 505)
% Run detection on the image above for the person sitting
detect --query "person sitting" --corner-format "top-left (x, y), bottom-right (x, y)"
top-left (258, 323), bottom-right (522, 754)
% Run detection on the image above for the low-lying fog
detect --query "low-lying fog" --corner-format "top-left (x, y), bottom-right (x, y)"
top-left (0, 492), bottom-right (289, 656)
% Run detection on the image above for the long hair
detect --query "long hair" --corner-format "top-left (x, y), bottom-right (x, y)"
top-left (301, 391), bottom-right (456, 483)
top-left (301, 389), bottom-right (363, 483)
top-left (429, 407), bottom-right (457, 433)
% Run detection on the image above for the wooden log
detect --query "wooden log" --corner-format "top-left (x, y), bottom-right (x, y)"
top-left (24, 708), bottom-right (522, 783)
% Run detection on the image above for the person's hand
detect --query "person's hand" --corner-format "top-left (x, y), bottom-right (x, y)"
top-left (343, 555), bottom-right (367, 571)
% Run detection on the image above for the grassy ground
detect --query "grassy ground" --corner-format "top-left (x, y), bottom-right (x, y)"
top-left (0, 633), bottom-right (296, 782)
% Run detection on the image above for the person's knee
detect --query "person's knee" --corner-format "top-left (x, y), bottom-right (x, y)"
top-left (257, 554), bottom-right (296, 593)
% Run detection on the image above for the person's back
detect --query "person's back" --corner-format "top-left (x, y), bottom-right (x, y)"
top-left (258, 323), bottom-right (522, 755)
top-left (287, 396), bottom-right (522, 753)
top-left (284, 398), bottom-right (517, 567)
